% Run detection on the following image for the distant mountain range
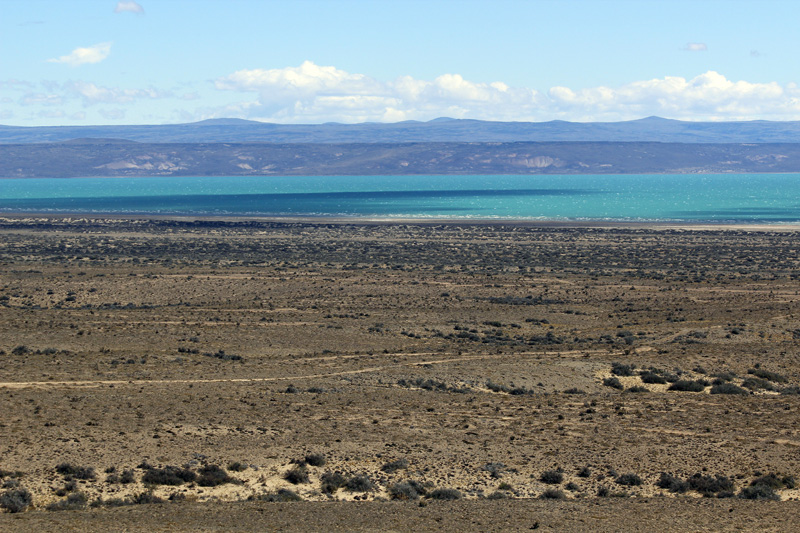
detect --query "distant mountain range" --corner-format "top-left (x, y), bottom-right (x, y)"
top-left (3, 141), bottom-right (800, 178)
top-left (2, 116), bottom-right (800, 144)
top-left (3, 117), bottom-right (800, 177)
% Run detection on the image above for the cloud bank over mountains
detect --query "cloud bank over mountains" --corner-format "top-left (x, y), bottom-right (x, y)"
top-left (212, 62), bottom-right (800, 124)
top-left (8, 61), bottom-right (800, 124)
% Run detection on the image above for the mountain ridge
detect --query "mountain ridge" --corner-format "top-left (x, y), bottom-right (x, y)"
top-left (3, 117), bottom-right (800, 144)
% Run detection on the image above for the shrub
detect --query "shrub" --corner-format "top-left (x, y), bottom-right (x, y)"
top-left (0, 488), bottom-right (33, 513)
top-left (687, 474), bottom-right (734, 496)
top-left (142, 466), bottom-right (196, 486)
top-left (427, 488), bottom-right (462, 500)
top-left (197, 464), bottom-right (235, 487)
top-left (540, 470), bottom-right (563, 484)
top-left (611, 362), bottom-right (636, 377)
top-left (615, 473), bottom-right (642, 486)
top-left (304, 454), bottom-right (326, 467)
top-left (750, 473), bottom-right (795, 490)
top-left (563, 388), bottom-right (585, 395)
top-left (227, 461), bottom-right (248, 472)
top-left (320, 472), bottom-right (347, 494)
top-left (482, 462), bottom-right (505, 479)
top-left (55, 463), bottom-right (96, 480)
top-left (345, 474), bottom-right (374, 492)
top-left (747, 368), bottom-right (788, 383)
top-left (603, 377), bottom-right (623, 390)
top-left (711, 371), bottom-right (736, 382)
top-left (667, 380), bottom-right (706, 392)
top-left (597, 486), bottom-right (609, 497)
top-left (625, 386), bottom-right (649, 393)
top-left (577, 466), bottom-right (591, 478)
top-left (741, 377), bottom-right (777, 391)
top-left (283, 465), bottom-right (309, 485)
top-left (540, 488), bottom-right (566, 500)
top-left (710, 382), bottom-right (749, 395)
top-left (257, 489), bottom-right (303, 502)
top-left (739, 484), bottom-right (779, 500)
top-left (565, 482), bottom-right (580, 492)
top-left (46, 492), bottom-right (87, 511)
top-left (120, 469), bottom-right (136, 484)
top-left (656, 473), bottom-right (688, 493)
top-left (128, 491), bottom-right (165, 505)
top-left (639, 371), bottom-right (667, 384)
top-left (389, 481), bottom-right (420, 501)
top-left (486, 491), bottom-right (508, 499)
top-left (381, 458), bottom-right (409, 474)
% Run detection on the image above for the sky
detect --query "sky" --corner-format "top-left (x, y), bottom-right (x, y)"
top-left (3, 0), bottom-right (800, 126)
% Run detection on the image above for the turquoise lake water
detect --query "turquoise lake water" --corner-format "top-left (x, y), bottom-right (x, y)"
top-left (1, 174), bottom-right (799, 223)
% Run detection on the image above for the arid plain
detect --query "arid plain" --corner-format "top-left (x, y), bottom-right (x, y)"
top-left (2, 217), bottom-right (800, 531)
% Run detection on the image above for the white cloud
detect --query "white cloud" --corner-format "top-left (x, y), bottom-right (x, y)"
top-left (215, 61), bottom-right (543, 123)
top-left (213, 62), bottom-right (800, 123)
top-left (99, 108), bottom-right (126, 120)
top-left (684, 43), bottom-right (708, 52)
top-left (114, 1), bottom-right (144, 14)
top-left (20, 93), bottom-right (63, 106)
top-left (48, 43), bottom-right (111, 67)
top-left (67, 81), bottom-right (170, 105)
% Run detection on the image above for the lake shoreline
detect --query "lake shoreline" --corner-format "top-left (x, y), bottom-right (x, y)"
top-left (2, 212), bottom-right (800, 231)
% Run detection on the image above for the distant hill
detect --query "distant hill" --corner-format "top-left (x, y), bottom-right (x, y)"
top-left (2, 116), bottom-right (800, 144)
top-left (3, 141), bottom-right (800, 178)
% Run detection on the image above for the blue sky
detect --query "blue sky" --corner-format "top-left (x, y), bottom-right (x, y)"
top-left (3, 0), bottom-right (800, 126)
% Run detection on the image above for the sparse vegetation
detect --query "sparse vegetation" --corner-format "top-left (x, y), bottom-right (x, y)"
top-left (615, 473), bottom-right (643, 486)
top-left (197, 465), bottom-right (236, 487)
top-left (0, 487), bottom-right (33, 513)
top-left (427, 488), bottom-right (462, 500)
top-left (540, 470), bottom-right (564, 485)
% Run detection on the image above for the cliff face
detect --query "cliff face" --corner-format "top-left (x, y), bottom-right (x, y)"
top-left (2, 141), bottom-right (800, 178)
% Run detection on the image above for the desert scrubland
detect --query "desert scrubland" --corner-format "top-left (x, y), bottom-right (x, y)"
top-left (1, 217), bottom-right (800, 530)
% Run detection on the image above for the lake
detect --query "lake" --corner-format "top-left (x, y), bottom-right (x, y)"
top-left (1, 174), bottom-right (799, 223)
